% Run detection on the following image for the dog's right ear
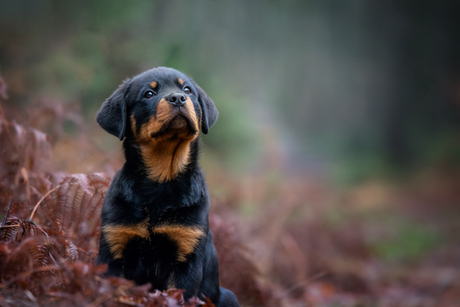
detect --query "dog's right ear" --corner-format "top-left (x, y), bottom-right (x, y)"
top-left (96, 79), bottom-right (131, 140)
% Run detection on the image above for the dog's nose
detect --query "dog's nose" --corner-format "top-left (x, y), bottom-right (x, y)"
top-left (165, 93), bottom-right (186, 106)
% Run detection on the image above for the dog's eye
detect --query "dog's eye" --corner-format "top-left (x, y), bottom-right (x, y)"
top-left (183, 87), bottom-right (191, 94)
top-left (144, 90), bottom-right (155, 99)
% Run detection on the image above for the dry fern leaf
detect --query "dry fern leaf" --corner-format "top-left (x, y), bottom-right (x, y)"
top-left (0, 216), bottom-right (48, 243)
top-left (0, 112), bottom-right (51, 179)
top-left (30, 173), bottom-right (110, 240)
top-left (54, 173), bottom-right (110, 241)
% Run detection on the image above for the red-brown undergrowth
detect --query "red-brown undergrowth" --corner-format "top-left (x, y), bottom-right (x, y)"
top-left (0, 91), bottom-right (265, 306)
top-left (0, 103), bottom-right (224, 306)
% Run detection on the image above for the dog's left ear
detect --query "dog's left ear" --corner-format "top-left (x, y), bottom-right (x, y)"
top-left (96, 79), bottom-right (131, 140)
top-left (193, 82), bottom-right (218, 134)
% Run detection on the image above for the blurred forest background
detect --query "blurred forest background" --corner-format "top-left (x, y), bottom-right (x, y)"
top-left (1, 1), bottom-right (460, 306)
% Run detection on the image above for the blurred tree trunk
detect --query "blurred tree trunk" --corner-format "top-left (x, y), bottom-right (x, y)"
top-left (371, 0), bottom-right (460, 165)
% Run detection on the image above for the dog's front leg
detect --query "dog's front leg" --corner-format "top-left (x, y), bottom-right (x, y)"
top-left (168, 260), bottom-right (203, 302)
top-left (97, 233), bottom-right (125, 277)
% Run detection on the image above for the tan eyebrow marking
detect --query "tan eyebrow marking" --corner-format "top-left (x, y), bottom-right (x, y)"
top-left (150, 81), bottom-right (158, 88)
top-left (178, 78), bottom-right (184, 86)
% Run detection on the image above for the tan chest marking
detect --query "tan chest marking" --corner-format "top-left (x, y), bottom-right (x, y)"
top-left (103, 219), bottom-right (150, 259)
top-left (153, 225), bottom-right (204, 262)
top-left (139, 137), bottom-right (191, 183)
top-left (130, 98), bottom-right (199, 183)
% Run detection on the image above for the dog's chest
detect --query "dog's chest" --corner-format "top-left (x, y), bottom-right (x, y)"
top-left (103, 217), bottom-right (204, 262)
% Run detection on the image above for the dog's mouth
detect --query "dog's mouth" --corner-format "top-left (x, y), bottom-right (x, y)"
top-left (169, 114), bottom-right (188, 129)
top-left (150, 109), bottom-right (198, 139)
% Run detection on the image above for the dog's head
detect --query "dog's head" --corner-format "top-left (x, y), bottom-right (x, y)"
top-left (96, 67), bottom-right (218, 142)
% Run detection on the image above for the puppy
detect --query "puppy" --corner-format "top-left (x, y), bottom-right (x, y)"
top-left (96, 67), bottom-right (240, 306)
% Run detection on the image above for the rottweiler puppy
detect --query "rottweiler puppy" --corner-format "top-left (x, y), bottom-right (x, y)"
top-left (96, 67), bottom-right (240, 307)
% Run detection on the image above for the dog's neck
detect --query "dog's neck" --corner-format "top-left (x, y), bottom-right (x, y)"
top-left (123, 136), bottom-right (200, 183)
top-left (138, 138), bottom-right (194, 182)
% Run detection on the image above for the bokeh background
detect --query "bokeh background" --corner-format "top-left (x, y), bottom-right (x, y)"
top-left (1, 1), bottom-right (460, 306)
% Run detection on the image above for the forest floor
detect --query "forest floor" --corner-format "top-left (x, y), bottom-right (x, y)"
top-left (0, 76), bottom-right (459, 306)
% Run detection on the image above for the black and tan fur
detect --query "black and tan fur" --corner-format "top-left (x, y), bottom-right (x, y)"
top-left (96, 67), bottom-right (239, 306)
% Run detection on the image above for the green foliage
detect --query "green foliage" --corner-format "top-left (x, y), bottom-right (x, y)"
top-left (1, 0), bottom-right (460, 178)
top-left (371, 219), bottom-right (441, 263)
top-left (202, 91), bottom-right (261, 170)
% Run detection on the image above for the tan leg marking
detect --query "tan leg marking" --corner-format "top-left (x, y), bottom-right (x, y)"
top-left (153, 225), bottom-right (204, 262)
top-left (103, 219), bottom-right (150, 259)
